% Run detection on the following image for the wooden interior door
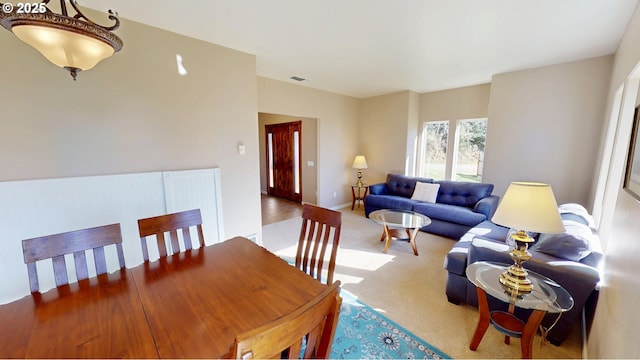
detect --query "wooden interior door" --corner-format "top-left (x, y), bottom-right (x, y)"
top-left (265, 121), bottom-right (302, 202)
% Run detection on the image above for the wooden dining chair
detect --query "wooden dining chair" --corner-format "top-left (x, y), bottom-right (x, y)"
top-left (21, 223), bottom-right (125, 293)
top-left (137, 208), bottom-right (205, 261)
top-left (229, 281), bottom-right (342, 359)
top-left (296, 204), bottom-right (342, 285)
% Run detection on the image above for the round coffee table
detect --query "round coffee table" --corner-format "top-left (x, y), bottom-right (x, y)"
top-left (369, 209), bottom-right (431, 256)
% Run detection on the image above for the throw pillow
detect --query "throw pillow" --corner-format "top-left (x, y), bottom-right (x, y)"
top-left (411, 182), bottom-right (440, 203)
top-left (531, 221), bottom-right (593, 261)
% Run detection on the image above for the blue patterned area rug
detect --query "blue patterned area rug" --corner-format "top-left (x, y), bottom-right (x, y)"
top-left (331, 290), bottom-right (450, 359)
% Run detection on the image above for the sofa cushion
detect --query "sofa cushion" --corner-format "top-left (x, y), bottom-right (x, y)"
top-left (467, 237), bottom-right (512, 265)
top-left (435, 181), bottom-right (494, 208)
top-left (443, 222), bottom-right (498, 276)
top-left (531, 221), bottom-right (594, 262)
top-left (465, 220), bottom-right (510, 242)
top-left (365, 194), bottom-right (414, 211)
top-left (385, 174), bottom-right (433, 198)
top-left (411, 182), bottom-right (440, 203)
top-left (559, 203), bottom-right (596, 228)
top-left (413, 202), bottom-right (487, 226)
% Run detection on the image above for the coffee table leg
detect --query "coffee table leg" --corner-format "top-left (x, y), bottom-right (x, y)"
top-left (380, 227), bottom-right (419, 255)
top-left (382, 225), bottom-right (391, 253)
top-left (408, 227), bottom-right (419, 256)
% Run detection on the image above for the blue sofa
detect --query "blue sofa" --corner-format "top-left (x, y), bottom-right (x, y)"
top-left (443, 203), bottom-right (603, 345)
top-left (364, 174), bottom-right (500, 239)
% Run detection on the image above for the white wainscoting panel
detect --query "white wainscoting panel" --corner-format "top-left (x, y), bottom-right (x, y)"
top-left (0, 168), bottom-right (223, 304)
top-left (163, 168), bottom-right (224, 246)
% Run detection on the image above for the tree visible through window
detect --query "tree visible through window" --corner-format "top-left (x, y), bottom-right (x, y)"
top-left (454, 119), bottom-right (486, 182)
top-left (419, 118), bottom-right (487, 182)
top-left (421, 121), bottom-right (448, 180)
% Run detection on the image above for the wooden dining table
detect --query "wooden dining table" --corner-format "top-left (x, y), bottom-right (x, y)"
top-left (0, 237), bottom-right (328, 358)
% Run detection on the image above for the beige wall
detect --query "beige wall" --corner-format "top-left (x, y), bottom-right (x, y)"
top-left (0, 17), bottom-right (262, 240)
top-left (587, 4), bottom-right (640, 358)
top-left (483, 56), bottom-right (613, 203)
top-left (257, 113), bottom-right (318, 205)
top-left (359, 91), bottom-right (415, 184)
top-left (406, 91), bottom-right (421, 176)
top-left (420, 83), bottom-right (491, 121)
top-left (257, 77), bottom-right (360, 208)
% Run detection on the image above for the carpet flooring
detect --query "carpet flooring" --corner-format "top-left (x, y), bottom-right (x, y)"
top-left (261, 206), bottom-right (583, 359)
top-left (332, 289), bottom-right (449, 359)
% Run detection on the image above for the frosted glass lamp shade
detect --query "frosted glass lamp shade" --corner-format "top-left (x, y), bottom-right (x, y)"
top-left (13, 25), bottom-right (115, 71)
top-left (492, 182), bottom-right (564, 234)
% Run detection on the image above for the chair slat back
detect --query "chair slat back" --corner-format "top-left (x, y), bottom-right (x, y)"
top-left (138, 208), bottom-right (205, 261)
top-left (296, 204), bottom-right (341, 285)
top-left (22, 223), bottom-right (125, 293)
top-left (230, 281), bottom-right (342, 359)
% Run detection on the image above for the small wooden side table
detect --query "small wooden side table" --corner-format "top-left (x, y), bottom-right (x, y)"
top-left (466, 262), bottom-right (574, 359)
top-left (350, 184), bottom-right (368, 210)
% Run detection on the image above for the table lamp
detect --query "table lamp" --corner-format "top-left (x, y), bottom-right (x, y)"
top-left (352, 155), bottom-right (368, 187)
top-left (491, 182), bottom-right (564, 297)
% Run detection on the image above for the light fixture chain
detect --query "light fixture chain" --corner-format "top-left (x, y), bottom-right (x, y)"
top-left (58, 0), bottom-right (67, 17)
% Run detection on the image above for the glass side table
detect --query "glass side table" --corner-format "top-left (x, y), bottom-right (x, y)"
top-left (466, 261), bottom-right (573, 359)
top-left (369, 209), bottom-right (431, 256)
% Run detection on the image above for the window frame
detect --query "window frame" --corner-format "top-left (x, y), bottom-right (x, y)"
top-left (418, 118), bottom-right (487, 182)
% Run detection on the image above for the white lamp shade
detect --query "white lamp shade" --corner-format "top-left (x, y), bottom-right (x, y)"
top-left (492, 182), bottom-right (565, 234)
top-left (13, 25), bottom-right (115, 71)
top-left (352, 155), bottom-right (368, 169)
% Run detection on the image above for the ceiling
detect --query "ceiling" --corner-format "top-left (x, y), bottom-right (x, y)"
top-left (80, 0), bottom-right (639, 98)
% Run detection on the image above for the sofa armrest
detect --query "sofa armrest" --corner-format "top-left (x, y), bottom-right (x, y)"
top-left (473, 195), bottom-right (500, 219)
top-left (368, 183), bottom-right (388, 195)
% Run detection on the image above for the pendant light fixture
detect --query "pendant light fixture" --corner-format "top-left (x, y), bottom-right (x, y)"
top-left (0, 0), bottom-right (123, 80)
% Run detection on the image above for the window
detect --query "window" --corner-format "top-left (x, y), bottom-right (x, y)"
top-left (419, 118), bottom-right (487, 182)
top-left (293, 130), bottom-right (300, 194)
top-left (267, 132), bottom-right (274, 188)
top-left (453, 119), bottom-right (486, 182)
top-left (420, 121), bottom-right (448, 180)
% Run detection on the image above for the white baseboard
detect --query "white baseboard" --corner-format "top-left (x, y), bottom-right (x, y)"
top-left (332, 202), bottom-right (353, 211)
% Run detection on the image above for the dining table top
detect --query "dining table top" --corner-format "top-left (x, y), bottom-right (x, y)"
top-left (0, 236), bottom-right (328, 359)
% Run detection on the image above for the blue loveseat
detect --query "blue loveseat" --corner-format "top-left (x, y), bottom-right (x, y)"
top-left (364, 174), bottom-right (500, 239)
